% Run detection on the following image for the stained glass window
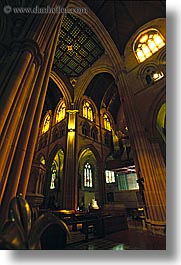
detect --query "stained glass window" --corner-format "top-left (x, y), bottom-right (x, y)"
top-left (50, 162), bottom-right (57, 190)
top-left (84, 162), bottom-right (93, 188)
top-left (56, 102), bottom-right (66, 123)
top-left (83, 101), bottom-right (93, 121)
top-left (103, 113), bottom-right (111, 131)
top-left (134, 29), bottom-right (165, 63)
top-left (49, 149), bottom-right (64, 190)
top-left (42, 113), bottom-right (51, 134)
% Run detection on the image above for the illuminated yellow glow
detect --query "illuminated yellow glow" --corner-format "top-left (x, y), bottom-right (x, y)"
top-left (135, 30), bottom-right (165, 63)
top-left (67, 45), bottom-right (73, 51)
top-left (40, 156), bottom-right (45, 165)
top-left (152, 71), bottom-right (164, 81)
top-left (153, 35), bottom-right (163, 45)
top-left (67, 109), bottom-right (78, 131)
top-left (140, 34), bottom-right (148, 43)
top-left (138, 207), bottom-right (144, 211)
top-left (152, 73), bottom-right (159, 79)
top-left (139, 56), bottom-right (146, 62)
top-left (137, 49), bottom-right (145, 59)
top-left (103, 114), bottom-right (111, 131)
top-left (56, 102), bottom-right (66, 123)
top-left (157, 103), bottom-right (166, 129)
top-left (42, 113), bottom-right (51, 134)
top-left (68, 131), bottom-right (75, 143)
top-left (83, 101), bottom-right (93, 121)
top-left (148, 40), bottom-right (158, 52)
top-left (142, 44), bottom-right (152, 57)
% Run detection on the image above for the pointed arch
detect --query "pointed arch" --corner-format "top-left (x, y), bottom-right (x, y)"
top-left (133, 28), bottom-right (165, 63)
top-left (41, 111), bottom-right (52, 135)
top-left (50, 71), bottom-right (73, 108)
top-left (54, 99), bottom-right (66, 125)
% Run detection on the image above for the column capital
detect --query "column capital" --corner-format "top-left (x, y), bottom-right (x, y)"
top-left (10, 39), bottom-right (43, 65)
top-left (23, 39), bottom-right (43, 65)
top-left (66, 109), bottom-right (79, 114)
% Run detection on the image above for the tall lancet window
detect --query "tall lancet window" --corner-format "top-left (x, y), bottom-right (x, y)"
top-left (103, 113), bottom-right (111, 131)
top-left (50, 161), bottom-right (57, 190)
top-left (56, 102), bottom-right (66, 123)
top-left (134, 29), bottom-right (165, 63)
top-left (42, 113), bottom-right (51, 134)
top-left (84, 162), bottom-right (93, 188)
top-left (83, 101), bottom-right (93, 121)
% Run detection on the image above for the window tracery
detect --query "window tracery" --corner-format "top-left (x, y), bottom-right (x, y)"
top-left (84, 162), bottom-right (93, 188)
top-left (83, 101), bottom-right (93, 121)
top-left (134, 29), bottom-right (165, 63)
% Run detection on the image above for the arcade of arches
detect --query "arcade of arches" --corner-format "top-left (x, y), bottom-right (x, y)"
top-left (0, 0), bottom-right (166, 238)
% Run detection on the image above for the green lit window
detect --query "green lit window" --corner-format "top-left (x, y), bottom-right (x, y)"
top-left (134, 29), bottom-right (165, 63)
top-left (50, 149), bottom-right (64, 190)
top-left (40, 156), bottom-right (46, 165)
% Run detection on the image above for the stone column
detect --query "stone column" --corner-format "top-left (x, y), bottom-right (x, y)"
top-left (116, 72), bottom-right (166, 235)
top-left (63, 109), bottom-right (79, 209)
top-left (0, 0), bottom-right (68, 225)
top-left (17, 21), bottom-right (61, 197)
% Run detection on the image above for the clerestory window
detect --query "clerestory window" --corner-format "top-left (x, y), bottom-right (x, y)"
top-left (56, 102), bottom-right (66, 123)
top-left (83, 101), bottom-right (93, 121)
top-left (134, 29), bottom-right (165, 63)
top-left (42, 113), bottom-right (51, 134)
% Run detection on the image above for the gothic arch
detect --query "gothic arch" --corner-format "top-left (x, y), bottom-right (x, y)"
top-left (47, 145), bottom-right (65, 169)
top-left (78, 144), bottom-right (102, 166)
top-left (74, 61), bottom-right (118, 107)
top-left (124, 17), bottom-right (166, 70)
top-left (78, 144), bottom-right (103, 207)
top-left (65, 0), bottom-right (123, 106)
top-left (50, 71), bottom-right (73, 109)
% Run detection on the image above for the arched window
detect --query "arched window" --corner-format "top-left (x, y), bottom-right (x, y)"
top-left (103, 113), bottom-right (111, 131)
top-left (42, 113), bottom-right (51, 134)
top-left (91, 127), bottom-right (98, 141)
top-left (84, 162), bottom-right (93, 188)
top-left (50, 149), bottom-right (64, 190)
top-left (134, 29), bottom-right (165, 63)
top-left (83, 101), bottom-right (93, 121)
top-left (56, 102), bottom-right (66, 123)
top-left (82, 122), bottom-right (90, 137)
top-left (50, 161), bottom-right (57, 190)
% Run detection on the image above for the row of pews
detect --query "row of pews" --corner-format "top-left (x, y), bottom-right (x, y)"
top-left (42, 207), bottom-right (128, 242)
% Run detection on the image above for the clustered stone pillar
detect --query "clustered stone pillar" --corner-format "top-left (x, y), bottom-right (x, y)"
top-left (0, 0), bottom-right (68, 227)
top-left (63, 109), bottom-right (79, 209)
top-left (117, 72), bottom-right (166, 235)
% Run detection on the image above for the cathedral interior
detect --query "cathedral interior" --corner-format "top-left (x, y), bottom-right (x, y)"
top-left (0, 0), bottom-right (166, 250)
